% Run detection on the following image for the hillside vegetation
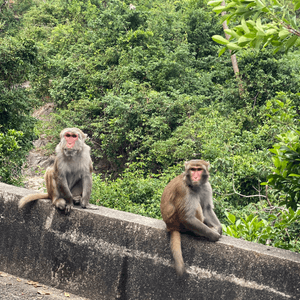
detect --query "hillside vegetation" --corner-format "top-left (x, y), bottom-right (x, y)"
top-left (1, 0), bottom-right (300, 251)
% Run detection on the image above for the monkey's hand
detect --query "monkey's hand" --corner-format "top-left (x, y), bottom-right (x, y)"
top-left (209, 225), bottom-right (223, 235)
top-left (65, 203), bottom-right (72, 214)
top-left (208, 230), bottom-right (221, 242)
top-left (80, 198), bottom-right (88, 208)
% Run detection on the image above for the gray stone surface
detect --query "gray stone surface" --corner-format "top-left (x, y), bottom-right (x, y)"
top-left (0, 182), bottom-right (300, 300)
top-left (0, 271), bottom-right (88, 300)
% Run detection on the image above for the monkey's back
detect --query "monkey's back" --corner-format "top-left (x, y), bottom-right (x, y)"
top-left (160, 173), bottom-right (187, 232)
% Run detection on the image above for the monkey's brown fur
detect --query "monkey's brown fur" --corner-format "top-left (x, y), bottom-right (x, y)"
top-left (19, 128), bottom-right (93, 213)
top-left (161, 159), bottom-right (222, 276)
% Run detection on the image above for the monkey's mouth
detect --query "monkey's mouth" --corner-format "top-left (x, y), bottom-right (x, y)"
top-left (63, 148), bottom-right (78, 157)
top-left (192, 175), bottom-right (201, 182)
top-left (66, 143), bottom-right (75, 148)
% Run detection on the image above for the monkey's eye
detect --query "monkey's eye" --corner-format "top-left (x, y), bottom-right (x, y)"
top-left (191, 168), bottom-right (203, 171)
top-left (65, 133), bottom-right (78, 138)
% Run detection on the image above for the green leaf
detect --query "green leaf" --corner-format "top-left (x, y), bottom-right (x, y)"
top-left (227, 42), bottom-right (242, 50)
top-left (279, 29), bottom-right (290, 39)
top-left (212, 5), bottom-right (227, 14)
top-left (207, 0), bottom-right (223, 6)
top-left (238, 36), bottom-right (253, 46)
top-left (226, 212), bottom-right (236, 224)
top-left (265, 29), bottom-right (278, 36)
top-left (212, 35), bottom-right (229, 45)
top-left (242, 18), bottom-right (250, 34)
top-left (285, 35), bottom-right (298, 52)
top-left (295, 1), bottom-right (300, 11)
top-left (218, 46), bottom-right (227, 56)
top-left (224, 29), bottom-right (241, 39)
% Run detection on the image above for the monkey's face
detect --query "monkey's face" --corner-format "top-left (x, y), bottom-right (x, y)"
top-left (190, 167), bottom-right (203, 183)
top-left (64, 132), bottom-right (78, 148)
top-left (61, 131), bottom-right (83, 157)
top-left (184, 160), bottom-right (209, 186)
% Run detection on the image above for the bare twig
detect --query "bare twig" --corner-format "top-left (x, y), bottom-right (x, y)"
top-left (232, 175), bottom-right (267, 199)
top-left (252, 92), bottom-right (259, 110)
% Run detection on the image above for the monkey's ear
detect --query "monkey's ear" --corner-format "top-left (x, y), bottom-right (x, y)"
top-left (82, 133), bottom-right (88, 141)
top-left (206, 161), bottom-right (210, 169)
top-left (77, 129), bottom-right (87, 141)
top-left (60, 129), bottom-right (66, 140)
top-left (184, 161), bottom-right (189, 169)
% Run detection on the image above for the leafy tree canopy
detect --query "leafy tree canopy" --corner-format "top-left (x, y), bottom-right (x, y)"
top-left (208, 0), bottom-right (300, 55)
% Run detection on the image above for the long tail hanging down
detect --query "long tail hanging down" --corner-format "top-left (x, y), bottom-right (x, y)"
top-left (170, 230), bottom-right (185, 276)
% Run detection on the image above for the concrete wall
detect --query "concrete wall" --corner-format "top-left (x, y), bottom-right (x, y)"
top-left (0, 182), bottom-right (300, 300)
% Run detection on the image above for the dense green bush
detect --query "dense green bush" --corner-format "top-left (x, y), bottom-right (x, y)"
top-left (0, 36), bottom-right (38, 184)
top-left (91, 162), bottom-right (182, 218)
top-left (263, 96), bottom-right (300, 210)
top-left (223, 208), bottom-right (300, 252)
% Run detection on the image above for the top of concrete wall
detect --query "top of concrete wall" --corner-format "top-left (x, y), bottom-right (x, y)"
top-left (0, 182), bottom-right (300, 300)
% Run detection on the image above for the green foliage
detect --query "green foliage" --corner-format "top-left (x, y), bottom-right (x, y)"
top-left (262, 96), bottom-right (300, 210)
top-left (0, 35), bottom-right (38, 185)
top-left (208, 0), bottom-right (300, 54)
top-left (0, 129), bottom-right (26, 185)
top-left (0, 0), bottom-right (33, 36)
top-left (223, 208), bottom-right (300, 252)
top-left (266, 131), bottom-right (300, 210)
top-left (91, 162), bottom-right (182, 218)
top-left (237, 50), bottom-right (300, 108)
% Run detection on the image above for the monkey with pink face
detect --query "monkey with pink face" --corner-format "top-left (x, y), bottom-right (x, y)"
top-left (161, 159), bottom-right (222, 276)
top-left (19, 128), bottom-right (93, 213)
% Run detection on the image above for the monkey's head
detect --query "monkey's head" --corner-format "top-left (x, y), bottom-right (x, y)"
top-left (59, 128), bottom-right (87, 157)
top-left (184, 159), bottom-right (209, 187)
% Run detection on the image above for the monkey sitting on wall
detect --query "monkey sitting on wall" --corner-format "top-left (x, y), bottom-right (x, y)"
top-left (19, 128), bottom-right (93, 213)
top-left (160, 159), bottom-right (222, 276)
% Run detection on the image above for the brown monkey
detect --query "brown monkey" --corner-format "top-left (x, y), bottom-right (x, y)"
top-left (19, 128), bottom-right (93, 213)
top-left (160, 159), bottom-right (222, 276)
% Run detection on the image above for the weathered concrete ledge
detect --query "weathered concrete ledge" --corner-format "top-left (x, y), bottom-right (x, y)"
top-left (0, 182), bottom-right (300, 300)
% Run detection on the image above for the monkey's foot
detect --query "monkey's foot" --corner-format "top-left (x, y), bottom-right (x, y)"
top-left (54, 198), bottom-right (67, 210)
top-left (73, 196), bottom-right (81, 205)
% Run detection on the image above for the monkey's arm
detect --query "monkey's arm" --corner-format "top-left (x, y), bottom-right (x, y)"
top-left (203, 207), bottom-right (222, 235)
top-left (182, 216), bottom-right (220, 241)
top-left (200, 182), bottom-right (222, 235)
top-left (81, 174), bottom-right (92, 208)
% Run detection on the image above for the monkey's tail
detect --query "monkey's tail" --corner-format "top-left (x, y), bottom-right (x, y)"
top-left (170, 230), bottom-right (185, 276)
top-left (18, 193), bottom-right (50, 209)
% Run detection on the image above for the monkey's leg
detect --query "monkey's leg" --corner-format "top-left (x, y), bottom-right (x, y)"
top-left (170, 231), bottom-right (185, 276)
top-left (56, 176), bottom-right (73, 213)
top-left (46, 171), bottom-right (67, 211)
top-left (183, 217), bottom-right (220, 242)
top-left (71, 182), bottom-right (82, 205)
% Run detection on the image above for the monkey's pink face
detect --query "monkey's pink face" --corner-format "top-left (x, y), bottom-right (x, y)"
top-left (64, 132), bottom-right (78, 149)
top-left (190, 167), bottom-right (203, 182)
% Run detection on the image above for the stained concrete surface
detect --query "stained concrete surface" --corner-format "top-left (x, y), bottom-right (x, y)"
top-left (0, 271), bottom-right (88, 300)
